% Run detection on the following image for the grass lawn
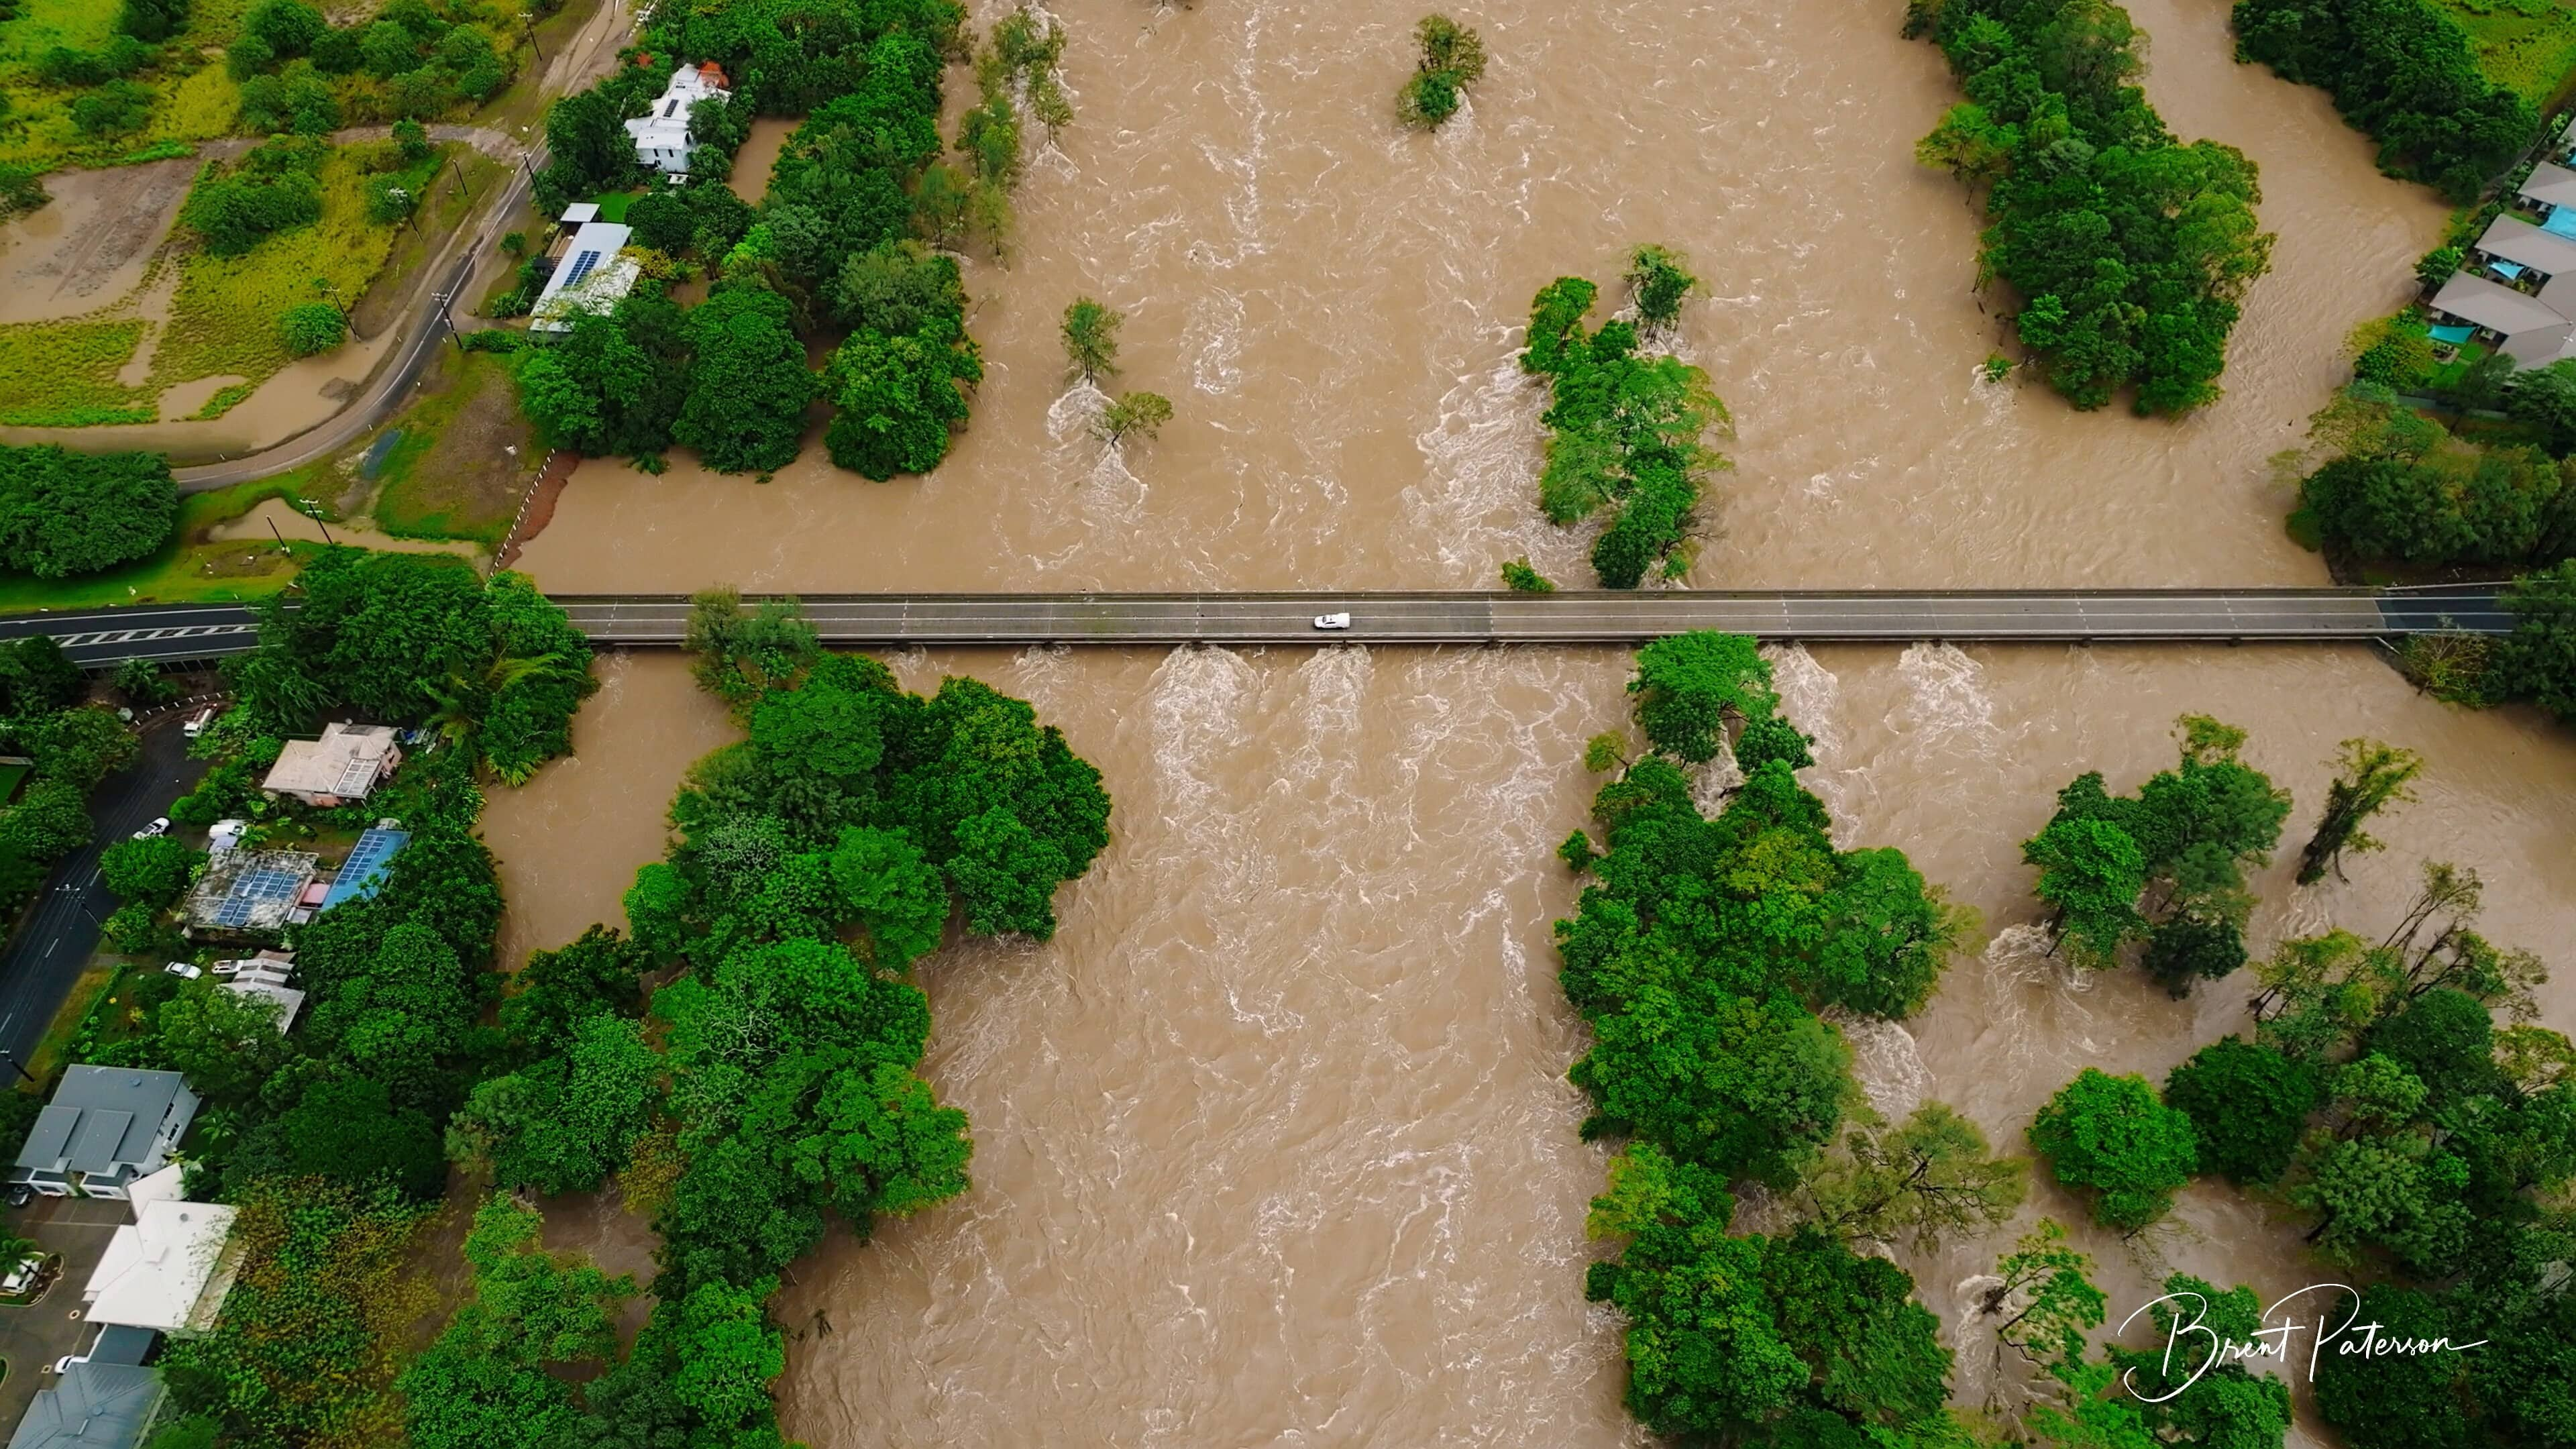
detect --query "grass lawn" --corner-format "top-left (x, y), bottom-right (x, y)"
top-left (0, 318), bottom-right (152, 427)
top-left (2422, 338), bottom-right (2497, 392)
top-left (353, 150), bottom-right (509, 339)
top-left (0, 477), bottom-right (334, 616)
top-left (19, 965), bottom-right (111, 1089)
top-left (590, 189), bottom-right (643, 222)
top-left (364, 350), bottom-right (539, 548)
top-left (2430, 0), bottom-right (2576, 104)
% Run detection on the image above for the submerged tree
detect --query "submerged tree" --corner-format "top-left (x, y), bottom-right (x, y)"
top-left (2027, 1068), bottom-right (2198, 1234)
top-left (1797, 1102), bottom-right (2026, 1252)
top-left (2297, 738), bottom-right (2422, 885)
top-left (1624, 245), bottom-right (1699, 334)
top-left (1095, 390), bottom-right (1173, 445)
top-left (1396, 14), bottom-right (1487, 129)
top-left (1061, 297), bottom-right (1122, 384)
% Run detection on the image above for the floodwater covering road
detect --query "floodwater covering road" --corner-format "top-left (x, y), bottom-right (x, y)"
top-left (478, 0), bottom-right (2576, 1445)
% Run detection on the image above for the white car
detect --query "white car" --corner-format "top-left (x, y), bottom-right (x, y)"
top-left (164, 961), bottom-right (201, 979)
top-left (1313, 612), bottom-right (1352, 631)
top-left (181, 706), bottom-right (215, 739)
top-left (130, 818), bottom-right (169, 840)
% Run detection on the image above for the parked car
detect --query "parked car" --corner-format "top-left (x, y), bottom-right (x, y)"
top-left (1, 1255), bottom-right (40, 1295)
top-left (1313, 612), bottom-right (1352, 630)
top-left (130, 818), bottom-right (169, 840)
top-left (164, 961), bottom-right (201, 979)
top-left (181, 706), bottom-right (216, 739)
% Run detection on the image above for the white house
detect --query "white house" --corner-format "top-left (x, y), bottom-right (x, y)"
top-left (82, 1198), bottom-right (239, 1336)
top-left (262, 721), bottom-right (402, 807)
top-left (530, 218), bottom-right (641, 333)
top-left (625, 61), bottom-right (731, 173)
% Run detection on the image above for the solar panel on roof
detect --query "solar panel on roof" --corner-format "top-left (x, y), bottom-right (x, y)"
top-left (320, 829), bottom-right (410, 913)
top-left (215, 860), bottom-right (308, 927)
top-left (561, 250), bottom-right (604, 288)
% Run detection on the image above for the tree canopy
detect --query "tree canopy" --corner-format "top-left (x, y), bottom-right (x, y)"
top-left (1912, 0), bottom-right (2275, 413)
top-left (0, 445), bottom-right (177, 579)
top-left (1520, 272), bottom-right (1733, 587)
top-left (2233, 0), bottom-right (2534, 202)
top-left (2027, 1067), bottom-right (2199, 1232)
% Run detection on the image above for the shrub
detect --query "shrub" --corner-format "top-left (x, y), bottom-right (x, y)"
top-left (278, 303), bottom-right (347, 357)
top-left (364, 174), bottom-right (418, 225)
top-left (70, 80), bottom-right (154, 136)
top-left (0, 445), bottom-right (178, 578)
top-left (246, 0), bottom-right (327, 56)
top-left (1501, 557), bottom-right (1554, 592)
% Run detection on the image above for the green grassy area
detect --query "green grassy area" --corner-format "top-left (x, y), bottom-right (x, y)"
top-left (0, 0), bottom-right (117, 61)
top-left (0, 477), bottom-right (334, 616)
top-left (366, 351), bottom-right (537, 547)
top-left (149, 148), bottom-right (434, 394)
top-left (2429, 0), bottom-right (2576, 104)
top-left (19, 965), bottom-right (111, 1090)
top-left (590, 189), bottom-right (642, 222)
top-left (0, 318), bottom-right (152, 427)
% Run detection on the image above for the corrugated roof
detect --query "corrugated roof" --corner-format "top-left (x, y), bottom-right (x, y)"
top-left (2524, 160), bottom-right (2576, 211)
top-left (65, 1112), bottom-right (133, 1177)
top-left (2477, 214), bottom-right (2576, 276)
top-left (5, 1361), bottom-right (160, 1449)
top-left (2430, 271), bottom-right (2571, 337)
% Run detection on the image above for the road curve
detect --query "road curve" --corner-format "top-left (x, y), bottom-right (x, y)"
top-left (168, 155), bottom-right (540, 493)
top-left (0, 586), bottom-right (2514, 667)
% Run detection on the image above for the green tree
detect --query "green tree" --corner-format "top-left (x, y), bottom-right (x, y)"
top-left (676, 288), bottom-right (815, 474)
top-left (112, 657), bottom-right (176, 708)
top-left (822, 321), bottom-right (980, 479)
top-left (153, 983), bottom-right (288, 1104)
top-left (244, 0), bottom-right (325, 54)
top-left (278, 302), bottom-right (347, 358)
top-left (2492, 560), bottom-right (2576, 721)
top-left (99, 835), bottom-right (199, 906)
top-left (1060, 297), bottom-right (1120, 383)
top-left (2298, 737), bottom-right (2422, 884)
top-left (2027, 1068), bottom-right (2198, 1232)
top-left (1975, 1218), bottom-right (2105, 1378)
top-left (1396, 15), bottom-right (1487, 129)
top-left (1627, 630), bottom-right (1778, 765)
top-left (2312, 1285), bottom-right (2473, 1449)
top-left (1095, 390), bottom-right (1172, 444)
top-left (2163, 1036), bottom-right (2316, 1185)
top-left (1798, 1101), bottom-right (2026, 1251)
top-left (0, 445), bottom-right (178, 580)
top-left (512, 294), bottom-right (692, 462)
top-left (1500, 556), bottom-right (1554, 592)
top-left (1625, 245), bottom-right (1699, 333)
top-left (1571, 985), bottom-right (1852, 1186)
top-left (451, 1012), bottom-right (658, 1195)
top-left (2022, 816), bottom-right (2146, 967)
top-left (398, 1195), bottom-right (635, 1449)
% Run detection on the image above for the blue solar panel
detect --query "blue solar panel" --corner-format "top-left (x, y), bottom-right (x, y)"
top-left (213, 861), bottom-right (308, 928)
top-left (319, 829), bottom-right (409, 913)
top-left (561, 250), bottom-right (603, 288)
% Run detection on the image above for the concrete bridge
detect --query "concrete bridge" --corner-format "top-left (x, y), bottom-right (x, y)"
top-left (0, 586), bottom-right (2515, 667)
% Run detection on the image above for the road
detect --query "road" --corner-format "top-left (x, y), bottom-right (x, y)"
top-left (0, 586), bottom-right (2519, 666)
top-left (0, 723), bottom-right (205, 1073)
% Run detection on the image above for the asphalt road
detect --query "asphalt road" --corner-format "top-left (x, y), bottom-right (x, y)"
top-left (0, 587), bottom-right (2523, 665)
top-left (0, 722), bottom-right (206, 1071)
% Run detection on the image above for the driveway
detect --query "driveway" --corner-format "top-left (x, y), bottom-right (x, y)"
top-left (0, 1195), bottom-right (130, 1432)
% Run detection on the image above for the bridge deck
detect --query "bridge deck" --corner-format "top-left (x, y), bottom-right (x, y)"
top-left (0, 587), bottom-right (2511, 667)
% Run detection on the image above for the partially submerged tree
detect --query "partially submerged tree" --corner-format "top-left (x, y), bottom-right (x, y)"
top-left (1798, 1102), bottom-right (2025, 1252)
top-left (1061, 297), bottom-right (1122, 384)
top-left (1397, 15), bottom-right (1487, 129)
top-left (2297, 737), bottom-right (2422, 884)
top-left (2027, 1068), bottom-right (2198, 1234)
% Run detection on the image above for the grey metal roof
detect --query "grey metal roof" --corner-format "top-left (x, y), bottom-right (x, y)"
top-left (85, 1326), bottom-right (156, 1368)
top-left (63, 1114), bottom-right (132, 1177)
top-left (6, 1362), bottom-right (160, 1449)
top-left (19, 1106), bottom-right (76, 1169)
top-left (2430, 270), bottom-right (2572, 337)
top-left (2475, 214), bottom-right (2576, 276)
top-left (12, 1069), bottom-right (190, 1176)
top-left (2524, 160), bottom-right (2576, 211)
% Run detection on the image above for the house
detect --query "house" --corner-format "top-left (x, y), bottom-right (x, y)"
top-left (83, 1198), bottom-right (239, 1335)
top-left (2521, 160), bottom-right (2576, 218)
top-left (179, 850), bottom-right (319, 938)
top-left (220, 979), bottom-right (305, 1032)
top-left (5, 1361), bottom-right (161, 1449)
top-left (530, 217), bottom-right (640, 334)
top-left (262, 721), bottom-right (401, 807)
top-left (7, 1068), bottom-right (199, 1201)
top-left (625, 61), bottom-right (731, 172)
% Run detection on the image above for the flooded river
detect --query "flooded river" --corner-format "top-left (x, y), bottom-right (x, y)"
top-left (479, 0), bottom-right (2574, 1444)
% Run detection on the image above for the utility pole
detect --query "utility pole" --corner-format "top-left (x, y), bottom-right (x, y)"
top-left (266, 517), bottom-right (288, 554)
top-left (450, 156), bottom-right (474, 203)
top-left (0, 1053), bottom-right (30, 1086)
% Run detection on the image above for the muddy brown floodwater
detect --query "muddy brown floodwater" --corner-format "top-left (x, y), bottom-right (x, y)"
top-left (477, 0), bottom-right (2576, 1444)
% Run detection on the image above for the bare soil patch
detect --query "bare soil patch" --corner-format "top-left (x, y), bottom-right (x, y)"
top-left (0, 159), bottom-right (197, 326)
